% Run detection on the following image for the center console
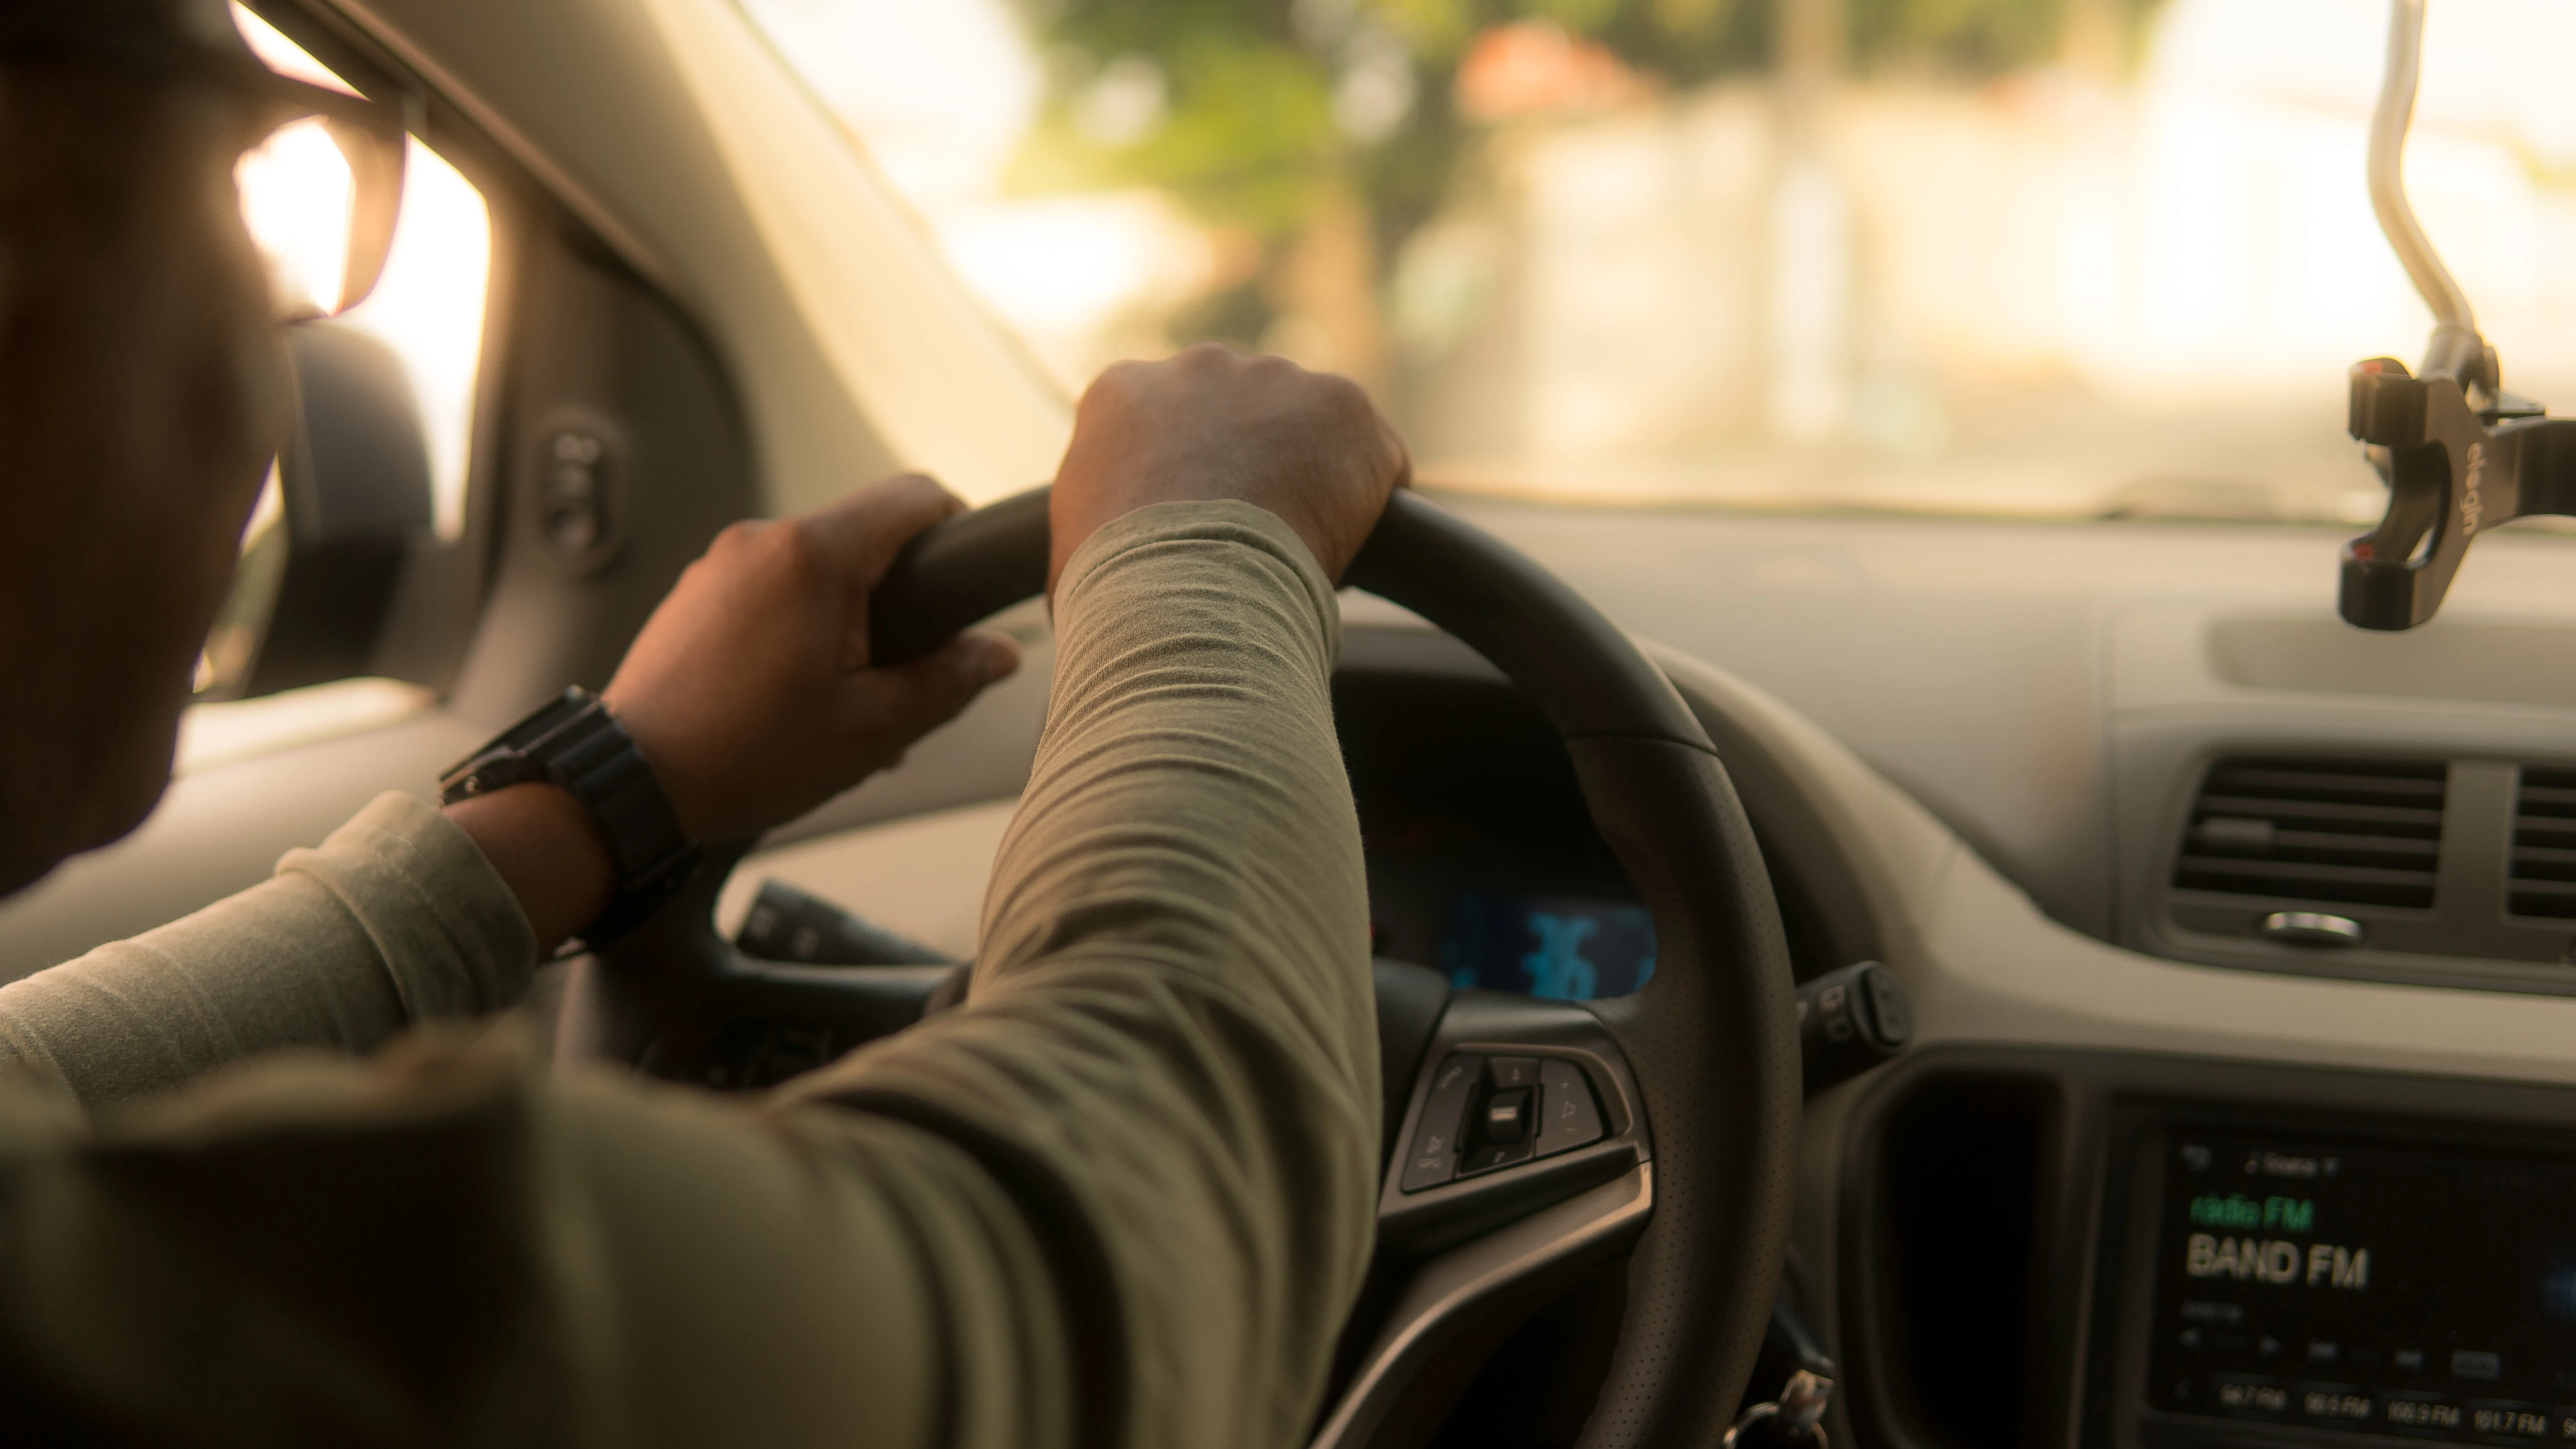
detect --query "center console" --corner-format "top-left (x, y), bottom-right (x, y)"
top-left (1837, 1051), bottom-right (2576, 1449)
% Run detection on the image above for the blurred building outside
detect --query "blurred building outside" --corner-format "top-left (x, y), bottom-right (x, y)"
top-left (759, 0), bottom-right (2576, 522)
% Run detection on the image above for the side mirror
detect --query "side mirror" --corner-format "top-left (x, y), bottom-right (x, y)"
top-left (199, 321), bottom-right (434, 699)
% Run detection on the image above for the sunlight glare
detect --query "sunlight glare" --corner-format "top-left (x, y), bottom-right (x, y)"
top-left (338, 142), bottom-right (492, 541)
top-left (234, 118), bottom-right (351, 319)
top-left (231, 3), bottom-right (359, 95)
top-left (736, 0), bottom-right (1037, 205)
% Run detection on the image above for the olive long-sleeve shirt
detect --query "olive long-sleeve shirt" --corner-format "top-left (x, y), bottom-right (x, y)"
top-left (0, 500), bottom-right (1379, 1449)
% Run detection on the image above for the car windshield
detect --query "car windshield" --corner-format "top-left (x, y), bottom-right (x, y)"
top-left (735, 0), bottom-right (2576, 526)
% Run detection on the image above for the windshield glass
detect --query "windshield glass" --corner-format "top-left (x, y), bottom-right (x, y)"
top-left (737, 0), bottom-right (2576, 524)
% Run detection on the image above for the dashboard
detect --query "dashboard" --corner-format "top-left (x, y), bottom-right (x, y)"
top-left (692, 507), bottom-right (2576, 1449)
top-left (1474, 506), bottom-right (2576, 1449)
top-left (13, 497), bottom-right (2576, 1449)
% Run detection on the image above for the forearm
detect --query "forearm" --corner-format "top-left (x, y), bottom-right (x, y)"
top-left (0, 503), bottom-right (1379, 1448)
top-left (0, 792), bottom-right (538, 1104)
top-left (790, 500), bottom-right (1380, 1448)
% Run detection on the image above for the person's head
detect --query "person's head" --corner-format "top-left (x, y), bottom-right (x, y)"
top-left (0, 0), bottom-right (289, 896)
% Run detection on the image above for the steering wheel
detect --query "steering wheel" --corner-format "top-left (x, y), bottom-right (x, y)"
top-left (577, 489), bottom-right (1801, 1448)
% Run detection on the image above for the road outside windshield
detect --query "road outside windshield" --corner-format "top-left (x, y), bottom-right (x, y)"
top-left (739, 0), bottom-right (2576, 525)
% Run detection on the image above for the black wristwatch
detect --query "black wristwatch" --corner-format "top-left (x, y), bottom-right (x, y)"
top-left (439, 688), bottom-right (701, 948)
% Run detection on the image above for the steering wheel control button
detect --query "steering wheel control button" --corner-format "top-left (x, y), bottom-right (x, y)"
top-left (1483, 1088), bottom-right (1532, 1143)
top-left (1399, 1054), bottom-right (1484, 1192)
top-left (1460, 1136), bottom-right (1536, 1176)
top-left (1488, 1056), bottom-right (1541, 1090)
top-left (1534, 1059), bottom-right (1604, 1156)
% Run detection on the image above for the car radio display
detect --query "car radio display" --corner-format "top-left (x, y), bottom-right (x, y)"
top-left (2147, 1128), bottom-right (2576, 1443)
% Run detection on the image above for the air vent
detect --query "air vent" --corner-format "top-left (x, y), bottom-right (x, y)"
top-left (2172, 757), bottom-right (2447, 911)
top-left (2509, 766), bottom-right (2576, 920)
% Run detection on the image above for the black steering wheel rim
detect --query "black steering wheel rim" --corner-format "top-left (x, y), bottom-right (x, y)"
top-left (865, 487), bottom-right (1802, 1448)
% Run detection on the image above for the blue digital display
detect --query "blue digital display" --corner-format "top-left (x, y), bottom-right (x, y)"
top-left (1437, 892), bottom-right (1656, 1000)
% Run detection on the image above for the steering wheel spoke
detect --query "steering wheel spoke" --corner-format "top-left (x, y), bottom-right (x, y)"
top-left (1316, 1162), bottom-right (1653, 1449)
top-left (1305, 991), bottom-right (1659, 1447)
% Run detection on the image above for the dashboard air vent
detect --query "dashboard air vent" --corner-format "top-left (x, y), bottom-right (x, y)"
top-left (2172, 757), bottom-right (2446, 911)
top-left (2509, 766), bottom-right (2576, 920)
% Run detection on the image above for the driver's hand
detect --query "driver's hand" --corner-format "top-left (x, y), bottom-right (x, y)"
top-left (602, 474), bottom-right (1022, 844)
top-left (1049, 343), bottom-right (1410, 593)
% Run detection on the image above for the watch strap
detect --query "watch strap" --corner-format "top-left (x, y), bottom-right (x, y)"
top-left (440, 688), bottom-right (700, 948)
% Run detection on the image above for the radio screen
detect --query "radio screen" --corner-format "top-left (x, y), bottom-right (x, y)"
top-left (2148, 1129), bottom-right (2576, 1441)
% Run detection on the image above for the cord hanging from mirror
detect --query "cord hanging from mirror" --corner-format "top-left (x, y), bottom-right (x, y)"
top-left (2339, 0), bottom-right (2576, 630)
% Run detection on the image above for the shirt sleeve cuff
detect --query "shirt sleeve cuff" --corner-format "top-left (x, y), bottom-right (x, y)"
top-left (273, 791), bottom-right (538, 1021)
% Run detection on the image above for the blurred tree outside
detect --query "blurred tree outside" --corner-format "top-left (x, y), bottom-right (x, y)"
top-left (1003, 0), bottom-right (2162, 392)
top-left (740, 0), bottom-right (2576, 521)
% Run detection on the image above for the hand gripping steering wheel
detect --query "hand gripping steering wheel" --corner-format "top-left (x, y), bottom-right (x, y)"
top-left (872, 487), bottom-right (1800, 1447)
top-left (590, 489), bottom-right (1801, 1447)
